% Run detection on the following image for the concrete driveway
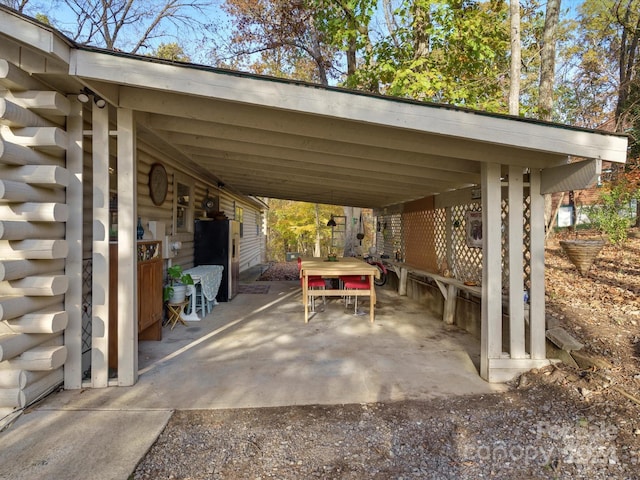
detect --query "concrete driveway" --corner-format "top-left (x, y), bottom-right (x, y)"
top-left (0, 279), bottom-right (505, 480)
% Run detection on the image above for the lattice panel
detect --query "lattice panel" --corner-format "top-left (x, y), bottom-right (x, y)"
top-left (373, 194), bottom-right (531, 293)
top-left (451, 204), bottom-right (483, 284)
top-left (402, 209), bottom-right (441, 271)
top-left (501, 199), bottom-right (508, 290)
top-left (433, 209), bottom-right (447, 263)
top-left (523, 195), bottom-right (532, 290)
top-left (502, 197), bottom-right (533, 293)
top-left (375, 213), bottom-right (403, 259)
top-left (82, 258), bottom-right (92, 354)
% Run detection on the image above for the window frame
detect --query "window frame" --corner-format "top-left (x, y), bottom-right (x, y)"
top-left (173, 174), bottom-right (194, 234)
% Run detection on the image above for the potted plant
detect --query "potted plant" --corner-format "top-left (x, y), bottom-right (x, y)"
top-left (163, 265), bottom-right (194, 303)
top-left (559, 196), bottom-right (606, 276)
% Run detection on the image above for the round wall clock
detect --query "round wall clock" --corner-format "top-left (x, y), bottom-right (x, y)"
top-left (148, 163), bottom-right (168, 206)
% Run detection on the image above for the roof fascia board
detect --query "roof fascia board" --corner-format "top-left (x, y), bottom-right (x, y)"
top-left (0, 8), bottom-right (71, 65)
top-left (69, 49), bottom-right (628, 164)
top-left (540, 159), bottom-right (602, 194)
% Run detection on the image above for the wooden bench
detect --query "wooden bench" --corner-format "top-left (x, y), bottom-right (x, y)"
top-left (383, 261), bottom-right (481, 324)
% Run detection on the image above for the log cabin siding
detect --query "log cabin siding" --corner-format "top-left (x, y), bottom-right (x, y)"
top-left (1, 57), bottom-right (266, 401)
top-left (0, 62), bottom-right (70, 410)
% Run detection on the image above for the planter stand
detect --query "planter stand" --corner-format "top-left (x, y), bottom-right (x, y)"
top-left (559, 239), bottom-right (606, 276)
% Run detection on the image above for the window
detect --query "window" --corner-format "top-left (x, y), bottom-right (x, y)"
top-left (174, 175), bottom-right (193, 233)
top-left (235, 204), bottom-right (244, 237)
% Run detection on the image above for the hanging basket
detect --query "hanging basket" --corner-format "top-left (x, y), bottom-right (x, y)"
top-left (559, 239), bottom-right (606, 276)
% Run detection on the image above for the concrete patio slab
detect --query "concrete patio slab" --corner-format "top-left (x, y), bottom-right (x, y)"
top-left (0, 280), bottom-right (505, 480)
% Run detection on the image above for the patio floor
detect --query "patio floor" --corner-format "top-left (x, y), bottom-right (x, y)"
top-left (0, 276), bottom-right (506, 480)
top-left (45, 275), bottom-right (503, 410)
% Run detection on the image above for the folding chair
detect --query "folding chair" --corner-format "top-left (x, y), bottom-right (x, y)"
top-left (340, 275), bottom-right (369, 314)
top-left (298, 257), bottom-right (326, 311)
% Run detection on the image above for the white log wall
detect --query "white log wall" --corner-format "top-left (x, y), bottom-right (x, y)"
top-left (1, 60), bottom-right (266, 399)
top-left (133, 136), bottom-right (265, 272)
top-left (0, 60), bottom-right (69, 409)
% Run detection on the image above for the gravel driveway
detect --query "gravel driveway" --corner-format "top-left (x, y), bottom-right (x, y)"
top-left (133, 259), bottom-right (640, 479)
top-left (133, 363), bottom-right (639, 479)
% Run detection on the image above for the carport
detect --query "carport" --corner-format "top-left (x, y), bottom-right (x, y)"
top-left (0, 4), bottom-right (628, 403)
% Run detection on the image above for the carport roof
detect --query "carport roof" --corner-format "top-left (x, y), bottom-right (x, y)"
top-left (0, 6), bottom-right (629, 208)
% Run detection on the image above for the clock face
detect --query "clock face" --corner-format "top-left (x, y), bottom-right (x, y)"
top-left (149, 163), bottom-right (168, 206)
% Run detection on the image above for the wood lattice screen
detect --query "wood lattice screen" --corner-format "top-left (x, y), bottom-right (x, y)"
top-left (402, 197), bottom-right (443, 271)
top-left (450, 203), bottom-right (483, 284)
top-left (375, 191), bottom-right (531, 293)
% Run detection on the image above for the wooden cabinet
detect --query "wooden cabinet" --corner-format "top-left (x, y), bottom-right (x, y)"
top-left (109, 241), bottom-right (163, 369)
top-left (137, 241), bottom-right (163, 340)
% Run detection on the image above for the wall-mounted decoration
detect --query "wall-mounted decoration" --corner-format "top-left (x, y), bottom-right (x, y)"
top-left (148, 163), bottom-right (168, 206)
top-left (201, 189), bottom-right (219, 213)
top-left (465, 211), bottom-right (483, 248)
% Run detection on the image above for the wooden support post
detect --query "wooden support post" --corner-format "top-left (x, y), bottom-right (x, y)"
top-left (64, 96), bottom-right (84, 389)
top-left (508, 165), bottom-right (525, 358)
top-left (481, 163), bottom-right (503, 382)
top-left (398, 266), bottom-right (408, 296)
top-left (529, 169), bottom-right (546, 359)
top-left (116, 107), bottom-right (138, 386)
top-left (442, 284), bottom-right (458, 325)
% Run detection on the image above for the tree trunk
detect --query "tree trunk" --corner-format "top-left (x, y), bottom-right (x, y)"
top-left (509, 0), bottom-right (521, 115)
top-left (538, 0), bottom-right (561, 236)
top-left (539, 0), bottom-right (561, 121)
top-left (314, 203), bottom-right (321, 257)
top-left (412, 2), bottom-right (430, 60)
top-left (614, 1), bottom-right (640, 131)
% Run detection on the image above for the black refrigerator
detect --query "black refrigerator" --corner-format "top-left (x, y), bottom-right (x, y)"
top-left (194, 219), bottom-right (240, 301)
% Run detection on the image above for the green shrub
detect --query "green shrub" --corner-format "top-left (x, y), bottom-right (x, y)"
top-left (584, 183), bottom-right (639, 245)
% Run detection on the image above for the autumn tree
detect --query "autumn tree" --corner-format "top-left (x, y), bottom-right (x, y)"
top-left (266, 199), bottom-right (342, 261)
top-left (369, 0), bottom-right (510, 111)
top-left (0, 0), bottom-right (31, 11)
top-left (152, 42), bottom-right (191, 62)
top-left (218, 0), bottom-right (339, 84)
top-left (20, 0), bottom-right (217, 54)
top-left (309, 0), bottom-right (377, 90)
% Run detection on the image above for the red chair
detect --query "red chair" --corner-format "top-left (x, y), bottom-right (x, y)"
top-left (298, 257), bottom-right (326, 311)
top-left (340, 275), bottom-right (370, 314)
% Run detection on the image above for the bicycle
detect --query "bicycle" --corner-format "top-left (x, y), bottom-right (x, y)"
top-left (364, 255), bottom-right (388, 286)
